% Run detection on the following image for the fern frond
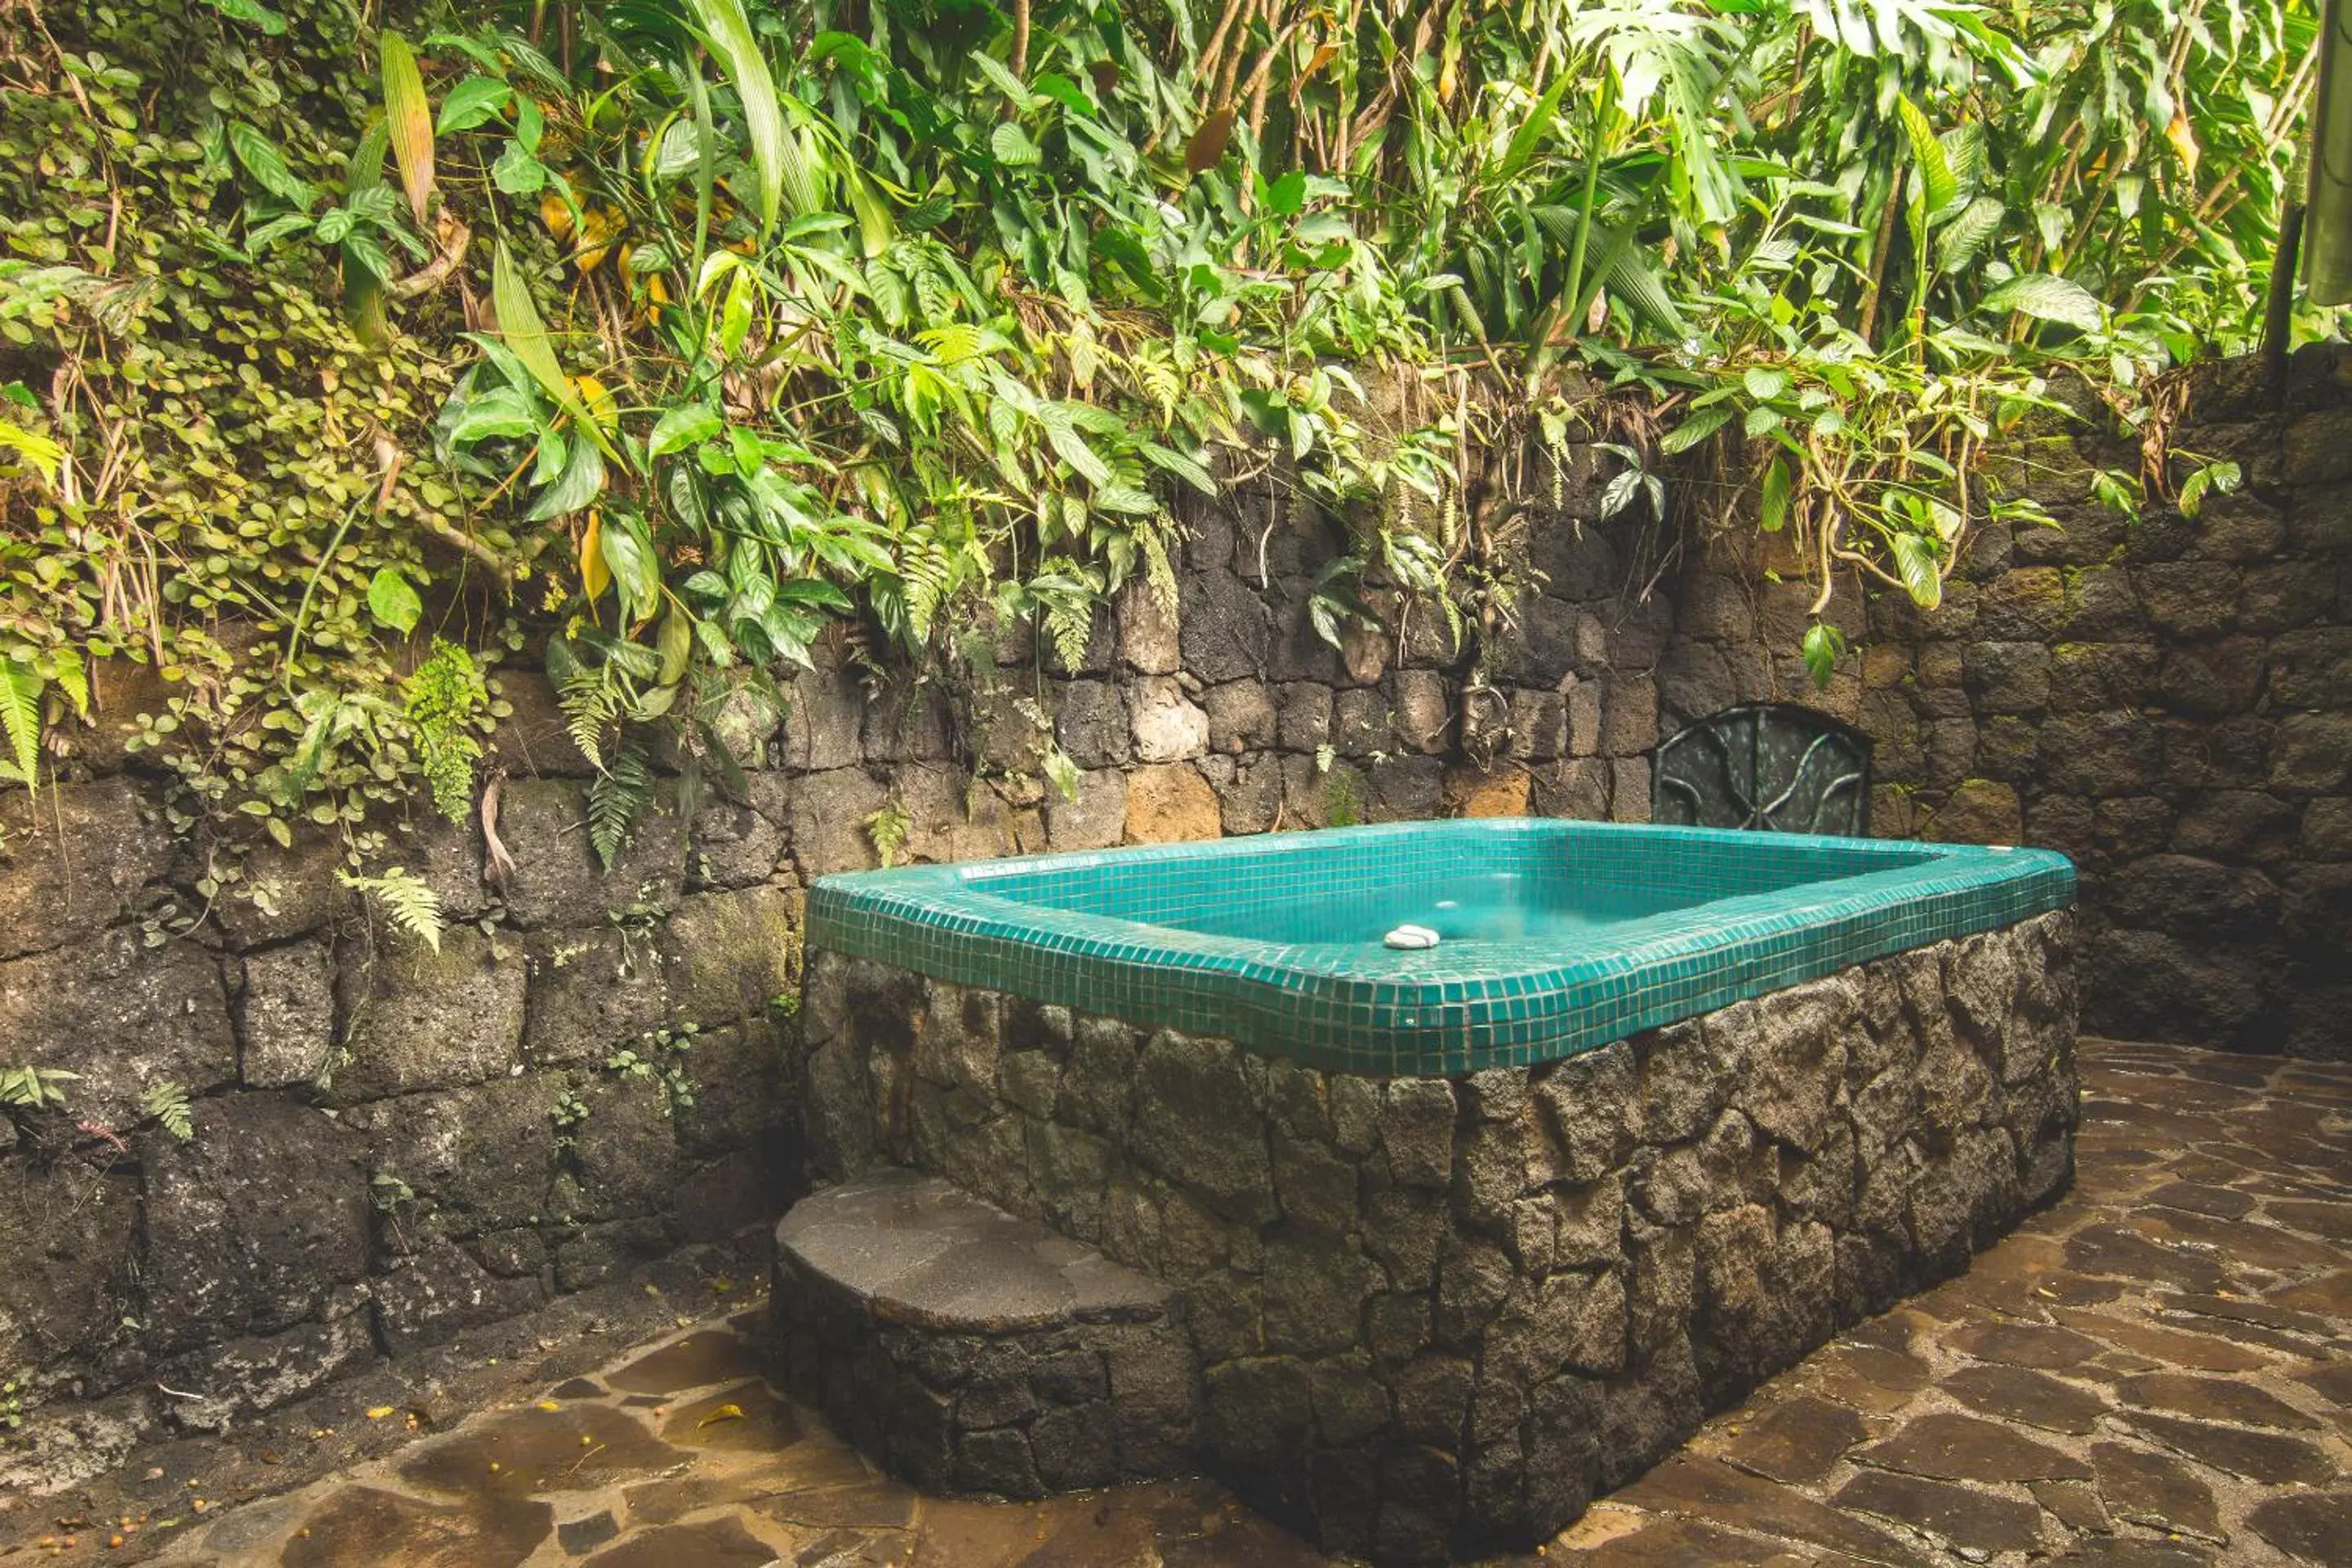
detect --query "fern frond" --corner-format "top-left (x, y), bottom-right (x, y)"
top-left (338, 866), bottom-right (446, 952)
top-left (864, 799), bottom-right (911, 868)
top-left (587, 740), bottom-right (652, 870)
top-left (0, 660), bottom-right (42, 791)
top-left (140, 1080), bottom-right (194, 1141)
top-left (559, 667), bottom-right (619, 772)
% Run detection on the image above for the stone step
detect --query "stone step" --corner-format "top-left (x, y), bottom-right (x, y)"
top-left (769, 1168), bottom-right (1200, 1499)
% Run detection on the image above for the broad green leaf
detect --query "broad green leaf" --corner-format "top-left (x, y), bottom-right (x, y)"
top-left (685, 0), bottom-right (814, 227)
top-left (1141, 443), bottom-right (1218, 495)
top-left (227, 120), bottom-right (314, 207)
top-left (368, 567), bottom-right (424, 634)
top-left (969, 49), bottom-right (1033, 103)
top-left (436, 75), bottom-right (514, 135)
top-left (991, 122), bottom-right (1043, 167)
top-left (1935, 195), bottom-right (2005, 273)
top-left (599, 510), bottom-right (662, 618)
top-left (1759, 456), bottom-right (1790, 532)
top-left (492, 142), bottom-right (549, 195)
top-left (378, 30), bottom-right (434, 226)
top-left (492, 241), bottom-right (615, 459)
top-left (1888, 532), bottom-right (1943, 608)
top-left (648, 403), bottom-right (723, 458)
top-left (1980, 272), bottom-right (2104, 333)
top-left (209, 0), bottom-right (287, 33)
top-left (527, 426), bottom-right (608, 519)
top-left (0, 660), bottom-right (39, 791)
top-left (1742, 366), bottom-right (1790, 402)
top-left (1800, 621), bottom-right (1846, 689)
top-left (0, 416), bottom-right (65, 482)
top-left (1498, 70), bottom-right (1573, 182)
top-left (1895, 96), bottom-right (1957, 216)
top-left (1660, 406), bottom-right (1733, 456)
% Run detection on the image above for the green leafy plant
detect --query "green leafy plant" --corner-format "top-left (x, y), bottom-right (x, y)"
top-left (0, 1065), bottom-right (77, 1112)
top-left (140, 1081), bottom-right (194, 1142)
top-left (864, 799), bottom-right (912, 869)
top-left (403, 640), bottom-right (491, 823)
top-left (605, 1022), bottom-right (698, 1117)
top-left (0, 0), bottom-right (2328, 860)
top-left (338, 866), bottom-right (447, 952)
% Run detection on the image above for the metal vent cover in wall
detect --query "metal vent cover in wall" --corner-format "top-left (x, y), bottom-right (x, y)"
top-left (1651, 702), bottom-right (1873, 836)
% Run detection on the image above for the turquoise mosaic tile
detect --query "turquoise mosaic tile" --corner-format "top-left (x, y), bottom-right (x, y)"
top-left (806, 818), bottom-right (2077, 1074)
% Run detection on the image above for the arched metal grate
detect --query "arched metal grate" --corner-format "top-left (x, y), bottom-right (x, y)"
top-left (1651, 702), bottom-right (1874, 836)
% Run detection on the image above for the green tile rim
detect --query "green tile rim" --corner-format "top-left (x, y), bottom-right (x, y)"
top-left (805, 817), bottom-right (2078, 1076)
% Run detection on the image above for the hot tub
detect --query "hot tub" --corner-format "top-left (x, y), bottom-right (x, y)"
top-left (793, 819), bottom-right (2080, 1563)
top-left (805, 817), bottom-right (2074, 1073)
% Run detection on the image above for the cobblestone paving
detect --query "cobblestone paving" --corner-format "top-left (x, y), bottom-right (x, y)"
top-left (65, 1040), bottom-right (2352, 1566)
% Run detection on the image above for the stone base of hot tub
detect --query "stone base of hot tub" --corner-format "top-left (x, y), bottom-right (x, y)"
top-left (794, 910), bottom-right (2079, 1566)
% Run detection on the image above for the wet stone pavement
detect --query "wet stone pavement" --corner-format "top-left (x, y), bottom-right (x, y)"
top-left (16, 1037), bottom-right (2352, 1567)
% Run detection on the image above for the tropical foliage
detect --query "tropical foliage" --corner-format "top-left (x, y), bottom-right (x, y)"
top-left (0, 0), bottom-right (2323, 863)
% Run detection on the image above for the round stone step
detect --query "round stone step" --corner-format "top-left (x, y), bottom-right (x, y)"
top-left (770, 1168), bottom-right (1199, 1499)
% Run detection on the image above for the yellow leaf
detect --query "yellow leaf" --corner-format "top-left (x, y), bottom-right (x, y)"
top-left (573, 374), bottom-right (618, 427)
top-left (2165, 109), bottom-right (2200, 182)
top-left (536, 1400), bottom-right (562, 1411)
top-left (581, 511), bottom-right (610, 602)
top-left (696, 1403), bottom-right (746, 1428)
top-left (364, 1405), bottom-right (395, 1420)
top-left (539, 192), bottom-right (574, 241)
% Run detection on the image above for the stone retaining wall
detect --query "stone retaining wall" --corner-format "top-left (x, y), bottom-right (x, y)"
top-left (796, 909), bottom-right (2080, 1563)
top-left (0, 750), bottom-right (804, 1483)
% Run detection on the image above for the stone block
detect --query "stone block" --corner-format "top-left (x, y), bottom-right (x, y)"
top-left (862, 681), bottom-right (956, 764)
top-left (1274, 681), bottom-right (1333, 751)
top-left (1045, 768), bottom-right (1127, 850)
top-left (1600, 673), bottom-right (1658, 756)
top-left (1050, 679), bottom-right (1128, 768)
top-left (781, 670), bottom-right (867, 773)
top-left (141, 1094), bottom-right (370, 1353)
top-left (0, 777), bottom-right (172, 960)
top-left (238, 939), bottom-right (340, 1089)
top-left (686, 788), bottom-right (787, 892)
top-left (349, 1073), bottom-right (564, 1243)
top-left (896, 767), bottom-right (1025, 864)
top-left (216, 829), bottom-right (348, 948)
top-left (334, 924), bottom-right (526, 1102)
top-left (497, 777), bottom-right (686, 928)
top-left (1179, 569), bottom-right (1271, 683)
top-left (1202, 679), bottom-right (1274, 755)
top-left (2136, 561), bottom-right (2240, 639)
top-left (0, 1163), bottom-right (139, 1375)
top-left (1215, 754), bottom-right (1284, 835)
top-left (372, 1240), bottom-right (545, 1355)
top-left (1119, 579), bottom-right (1181, 674)
top-left (1393, 669), bottom-right (1450, 755)
top-left (523, 925), bottom-right (669, 1067)
top-left (1125, 764), bottom-right (1220, 843)
top-left (1927, 779), bottom-right (2023, 844)
top-left (658, 886), bottom-right (799, 1030)
top-left (1964, 641), bottom-right (2051, 715)
top-left (1506, 689), bottom-right (1566, 762)
top-left (1129, 675), bottom-right (1209, 762)
top-left (1131, 1031), bottom-right (1274, 1223)
top-left (786, 768), bottom-right (890, 877)
top-left (486, 668), bottom-right (599, 777)
top-left (2270, 713), bottom-right (2352, 794)
top-left (0, 933), bottom-right (234, 1123)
